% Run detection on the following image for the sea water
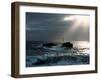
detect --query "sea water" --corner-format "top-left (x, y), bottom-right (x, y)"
top-left (26, 41), bottom-right (89, 67)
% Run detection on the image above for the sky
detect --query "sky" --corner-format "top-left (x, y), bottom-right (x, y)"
top-left (26, 12), bottom-right (90, 42)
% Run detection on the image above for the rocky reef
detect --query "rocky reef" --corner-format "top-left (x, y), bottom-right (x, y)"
top-left (43, 43), bottom-right (57, 48)
top-left (62, 42), bottom-right (73, 48)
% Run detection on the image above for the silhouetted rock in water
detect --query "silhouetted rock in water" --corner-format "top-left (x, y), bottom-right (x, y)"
top-left (43, 43), bottom-right (56, 48)
top-left (62, 42), bottom-right (73, 48)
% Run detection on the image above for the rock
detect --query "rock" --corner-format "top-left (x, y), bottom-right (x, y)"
top-left (62, 42), bottom-right (73, 48)
top-left (43, 43), bottom-right (56, 48)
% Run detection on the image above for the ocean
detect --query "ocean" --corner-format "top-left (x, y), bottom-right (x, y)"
top-left (26, 41), bottom-right (89, 67)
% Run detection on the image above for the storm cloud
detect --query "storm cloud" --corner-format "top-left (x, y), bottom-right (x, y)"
top-left (26, 12), bottom-right (89, 42)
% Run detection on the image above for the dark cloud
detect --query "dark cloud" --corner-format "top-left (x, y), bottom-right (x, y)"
top-left (26, 12), bottom-right (89, 42)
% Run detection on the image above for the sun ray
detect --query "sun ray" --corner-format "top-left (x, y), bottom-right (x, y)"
top-left (64, 15), bottom-right (89, 30)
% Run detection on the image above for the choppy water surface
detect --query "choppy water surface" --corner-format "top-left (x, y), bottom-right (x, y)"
top-left (26, 41), bottom-right (89, 67)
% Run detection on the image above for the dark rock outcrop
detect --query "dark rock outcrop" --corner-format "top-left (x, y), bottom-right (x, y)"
top-left (62, 42), bottom-right (73, 48)
top-left (43, 43), bottom-right (56, 48)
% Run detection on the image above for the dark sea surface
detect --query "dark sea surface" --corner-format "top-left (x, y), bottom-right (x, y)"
top-left (26, 41), bottom-right (89, 67)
